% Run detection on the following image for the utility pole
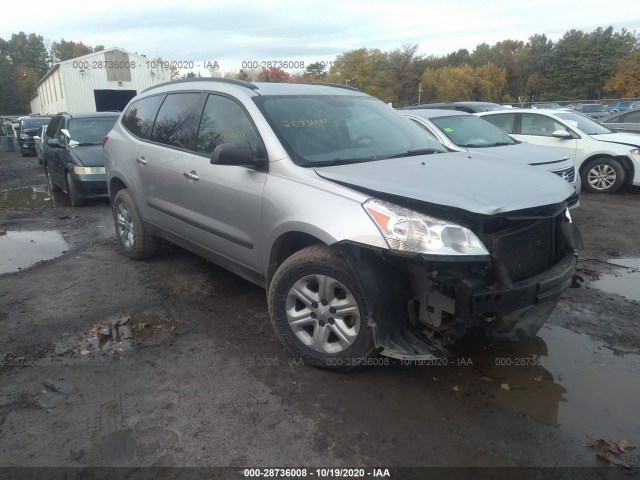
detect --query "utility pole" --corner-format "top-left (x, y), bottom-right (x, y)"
top-left (418, 82), bottom-right (423, 104)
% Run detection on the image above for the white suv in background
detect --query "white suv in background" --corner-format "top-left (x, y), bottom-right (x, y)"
top-left (478, 109), bottom-right (640, 194)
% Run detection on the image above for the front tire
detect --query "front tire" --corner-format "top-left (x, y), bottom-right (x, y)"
top-left (66, 172), bottom-right (85, 207)
top-left (582, 157), bottom-right (625, 193)
top-left (268, 244), bottom-right (376, 370)
top-left (112, 189), bottom-right (159, 260)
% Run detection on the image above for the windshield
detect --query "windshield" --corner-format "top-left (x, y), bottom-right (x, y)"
top-left (430, 114), bottom-right (516, 147)
top-left (556, 112), bottom-right (614, 135)
top-left (253, 95), bottom-right (446, 166)
top-left (21, 118), bottom-right (50, 129)
top-left (582, 105), bottom-right (606, 113)
top-left (68, 116), bottom-right (117, 145)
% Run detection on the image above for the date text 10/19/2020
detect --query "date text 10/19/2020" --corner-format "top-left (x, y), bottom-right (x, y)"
top-left (71, 60), bottom-right (221, 70)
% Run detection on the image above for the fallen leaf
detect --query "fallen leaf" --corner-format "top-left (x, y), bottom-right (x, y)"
top-left (531, 376), bottom-right (553, 381)
top-left (597, 447), bottom-right (630, 469)
top-left (79, 347), bottom-right (90, 356)
top-left (615, 440), bottom-right (635, 453)
top-left (478, 376), bottom-right (496, 383)
top-left (452, 385), bottom-right (460, 392)
top-left (500, 383), bottom-right (511, 390)
top-left (137, 323), bottom-right (149, 331)
top-left (89, 325), bottom-right (100, 334)
top-left (584, 439), bottom-right (610, 448)
top-left (168, 325), bottom-right (176, 332)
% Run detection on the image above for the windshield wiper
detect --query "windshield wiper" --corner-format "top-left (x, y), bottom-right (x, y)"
top-left (385, 148), bottom-right (442, 159)
top-left (461, 141), bottom-right (514, 148)
top-left (311, 157), bottom-right (377, 167)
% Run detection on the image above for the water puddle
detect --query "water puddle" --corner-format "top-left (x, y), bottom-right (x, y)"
top-left (591, 258), bottom-right (640, 302)
top-left (52, 312), bottom-right (179, 358)
top-left (0, 185), bottom-right (70, 208)
top-left (0, 230), bottom-right (69, 274)
top-left (446, 324), bottom-right (640, 440)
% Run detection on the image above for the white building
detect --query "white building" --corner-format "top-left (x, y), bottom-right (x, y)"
top-left (31, 47), bottom-right (173, 115)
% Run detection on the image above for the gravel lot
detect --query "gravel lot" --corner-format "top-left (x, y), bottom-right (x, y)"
top-left (1, 148), bottom-right (639, 476)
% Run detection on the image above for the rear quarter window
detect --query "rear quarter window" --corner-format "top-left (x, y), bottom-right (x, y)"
top-left (122, 95), bottom-right (163, 140)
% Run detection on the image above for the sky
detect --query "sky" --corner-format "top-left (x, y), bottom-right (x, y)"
top-left (2, 0), bottom-right (639, 75)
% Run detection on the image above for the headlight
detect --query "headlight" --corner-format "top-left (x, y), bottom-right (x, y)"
top-left (630, 148), bottom-right (640, 155)
top-left (73, 166), bottom-right (105, 175)
top-left (363, 199), bottom-right (489, 256)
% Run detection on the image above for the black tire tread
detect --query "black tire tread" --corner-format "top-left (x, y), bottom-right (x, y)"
top-left (268, 244), bottom-right (377, 371)
top-left (112, 189), bottom-right (160, 260)
top-left (582, 157), bottom-right (625, 194)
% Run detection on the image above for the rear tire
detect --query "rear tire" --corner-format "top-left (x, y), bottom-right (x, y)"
top-left (582, 157), bottom-right (625, 193)
top-left (268, 244), bottom-right (376, 370)
top-left (112, 189), bottom-right (159, 260)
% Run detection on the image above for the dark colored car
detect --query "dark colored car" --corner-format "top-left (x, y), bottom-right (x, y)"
top-left (17, 115), bottom-right (51, 156)
top-left (573, 104), bottom-right (609, 119)
top-left (403, 101), bottom-right (506, 113)
top-left (600, 108), bottom-right (640, 134)
top-left (45, 112), bottom-right (119, 206)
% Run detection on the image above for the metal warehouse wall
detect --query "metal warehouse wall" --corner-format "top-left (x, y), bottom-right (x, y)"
top-left (36, 49), bottom-right (172, 114)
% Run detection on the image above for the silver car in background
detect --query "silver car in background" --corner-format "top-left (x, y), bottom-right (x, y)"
top-left (400, 109), bottom-right (581, 200)
top-left (104, 79), bottom-right (582, 369)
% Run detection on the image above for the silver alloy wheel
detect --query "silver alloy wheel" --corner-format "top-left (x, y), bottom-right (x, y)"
top-left (587, 164), bottom-right (616, 190)
top-left (116, 202), bottom-right (135, 250)
top-left (285, 274), bottom-right (361, 354)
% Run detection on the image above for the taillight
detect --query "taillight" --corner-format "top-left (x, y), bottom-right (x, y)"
top-left (102, 135), bottom-right (109, 147)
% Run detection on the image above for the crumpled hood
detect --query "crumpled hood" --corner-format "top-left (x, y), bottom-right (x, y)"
top-left (591, 132), bottom-right (640, 148)
top-left (70, 145), bottom-right (104, 167)
top-left (467, 142), bottom-right (570, 166)
top-left (315, 152), bottom-right (575, 215)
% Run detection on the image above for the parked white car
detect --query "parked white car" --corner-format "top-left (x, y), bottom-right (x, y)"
top-left (478, 109), bottom-right (640, 193)
top-left (400, 109), bottom-right (581, 200)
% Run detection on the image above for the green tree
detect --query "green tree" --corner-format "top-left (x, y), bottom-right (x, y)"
top-left (304, 62), bottom-right (328, 80)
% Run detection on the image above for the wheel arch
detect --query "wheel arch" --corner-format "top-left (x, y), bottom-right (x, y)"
top-left (579, 153), bottom-right (634, 184)
top-left (108, 176), bottom-right (129, 203)
top-left (267, 231), bottom-right (326, 288)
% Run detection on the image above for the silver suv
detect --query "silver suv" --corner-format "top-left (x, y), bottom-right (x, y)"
top-left (104, 79), bottom-right (582, 369)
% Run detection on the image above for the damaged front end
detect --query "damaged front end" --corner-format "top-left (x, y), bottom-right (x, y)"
top-left (338, 198), bottom-right (583, 360)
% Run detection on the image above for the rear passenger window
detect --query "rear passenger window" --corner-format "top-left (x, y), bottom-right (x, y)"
top-left (483, 113), bottom-right (516, 134)
top-left (196, 95), bottom-right (260, 155)
top-left (151, 93), bottom-right (202, 149)
top-left (122, 95), bottom-right (162, 139)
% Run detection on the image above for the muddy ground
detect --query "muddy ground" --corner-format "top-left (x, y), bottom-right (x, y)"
top-left (1, 148), bottom-right (639, 476)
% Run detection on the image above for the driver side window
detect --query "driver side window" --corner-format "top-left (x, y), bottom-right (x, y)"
top-left (521, 114), bottom-right (566, 137)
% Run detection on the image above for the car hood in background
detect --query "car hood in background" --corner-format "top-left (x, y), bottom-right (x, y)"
top-left (465, 142), bottom-right (571, 167)
top-left (590, 132), bottom-right (640, 148)
top-left (70, 145), bottom-right (104, 167)
top-left (315, 153), bottom-right (575, 215)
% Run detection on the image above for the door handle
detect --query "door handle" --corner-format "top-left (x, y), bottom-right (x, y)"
top-left (136, 156), bottom-right (147, 165)
top-left (183, 170), bottom-right (199, 181)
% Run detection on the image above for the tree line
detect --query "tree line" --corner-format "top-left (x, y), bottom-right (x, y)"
top-left (231, 26), bottom-right (639, 106)
top-left (1, 26), bottom-right (638, 113)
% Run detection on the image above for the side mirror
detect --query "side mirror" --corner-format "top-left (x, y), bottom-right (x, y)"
top-left (552, 130), bottom-right (572, 139)
top-left (34, 136), bottom-right (40, 140)
top-left (69, 139), bottom-right (80, 147)
top-left (210, 141), bottom-right (265, 167)
top-left (47, 138), bottom-right (63, 148)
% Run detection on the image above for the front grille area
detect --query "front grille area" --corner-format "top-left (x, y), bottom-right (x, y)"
top-left (551, 166), bottom-right (576, 183)
top-left (484, 219), bottom-right (553, 282)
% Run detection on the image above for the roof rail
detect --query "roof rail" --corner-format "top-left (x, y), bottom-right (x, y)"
top-left (142, 77), bottom-right (258, 93)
